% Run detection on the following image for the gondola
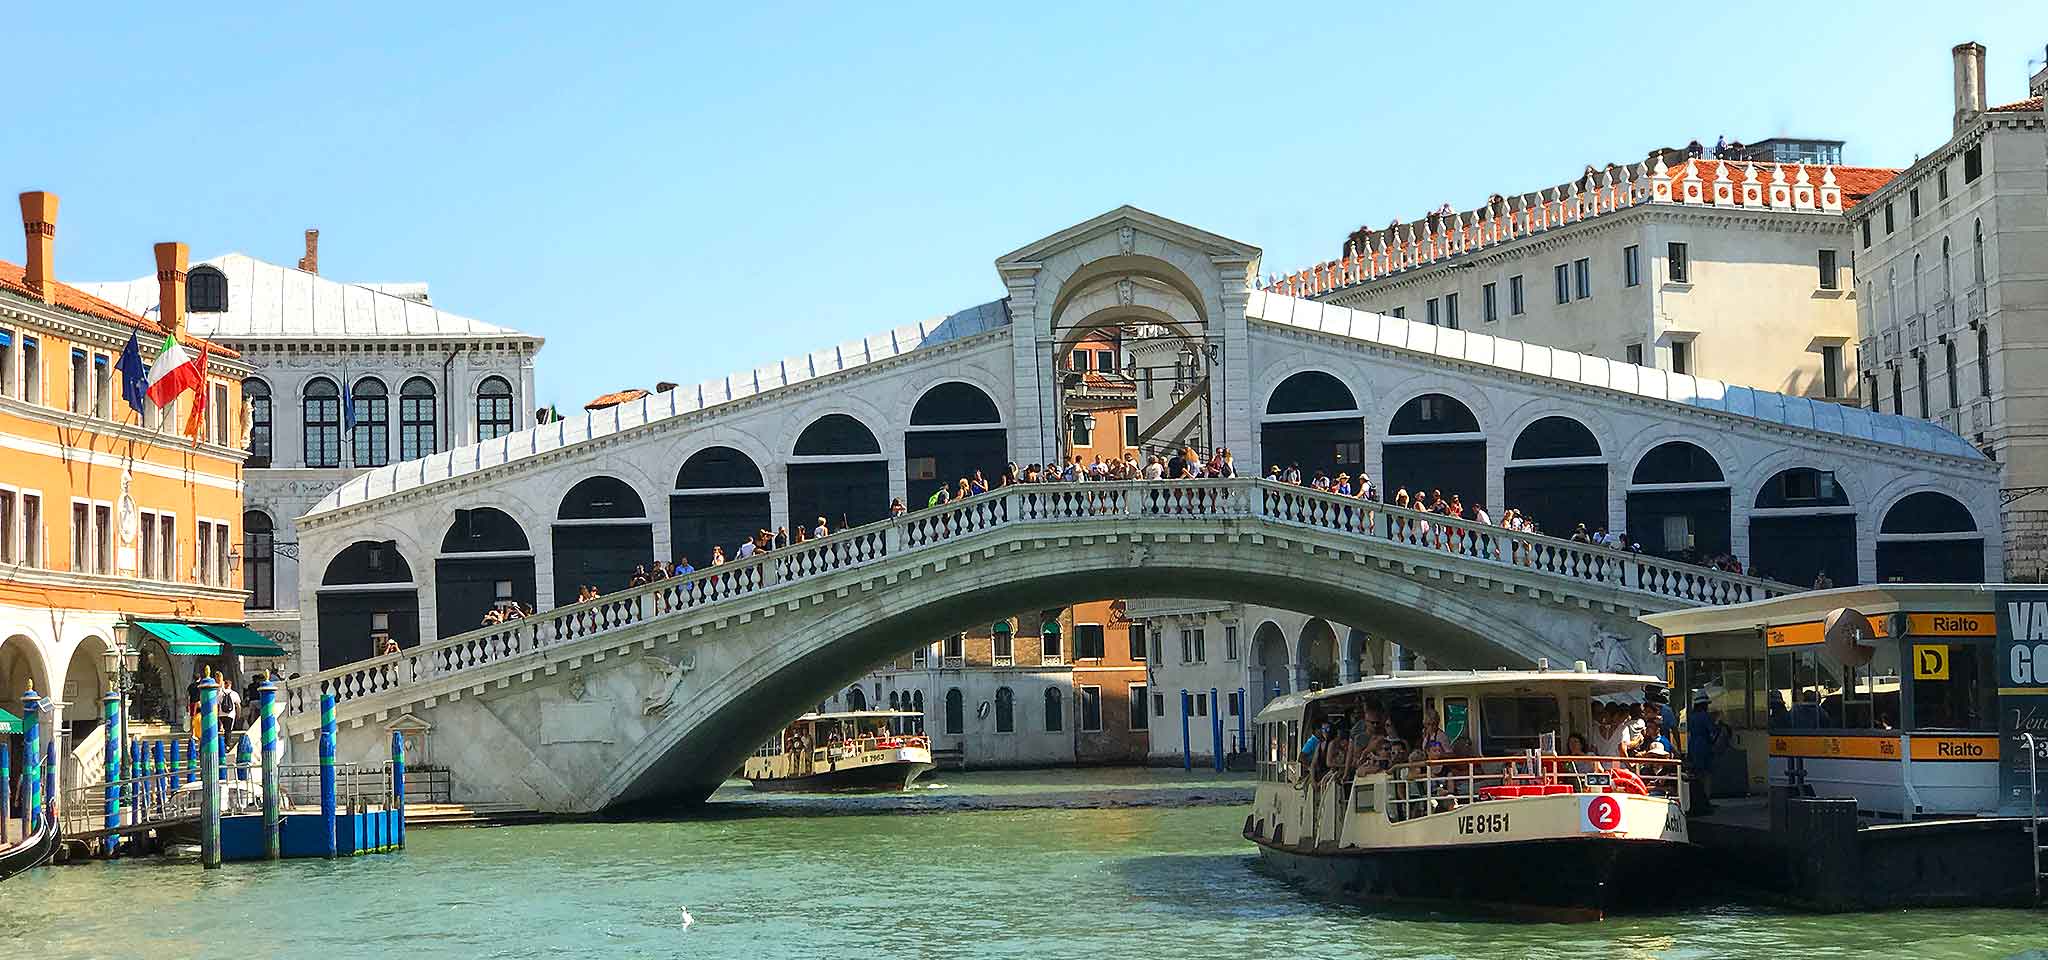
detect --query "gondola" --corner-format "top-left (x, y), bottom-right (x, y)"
top-left (0, 821), bottom-right (59, 882)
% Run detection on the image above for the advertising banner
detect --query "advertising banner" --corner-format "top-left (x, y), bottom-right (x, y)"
top-left (1993, 590), bottom-right (2048, 815)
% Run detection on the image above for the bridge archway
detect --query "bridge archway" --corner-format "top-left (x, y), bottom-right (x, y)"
top-left (553, 476), bottom-right (654, 605)
top-left (1260, 370), bottom-right (1364, 481)
top-left (1, 633), bottom-right (51, 725)
top-left (1505, 416), bottom-right (1606, 535)
top-left (436, 507), bottom-right (537, 638)
top-left (905, 382), bottom-right (1007, 508)
top-left (1626, 441), bottom-right (1731, 561)
top-left (1296, 618), bottom-right (1340, 690)
top-left (1343, 627), bottom-right (1373, 683)
top-left (1252, 620), bottom-right (1289, 709)
top-left (1875, 490), bottom-right (1983, 583)
top-left (317, 540), bottom-right (419, 669)
top-left (671, 446), bottom-right (771, 570)
top-left (788, 414), bottom-right (889, 531)
top-left (1383, 393), bottom-right (1485, 508)
top-left (1750, 468), bottom-right (1857, 587)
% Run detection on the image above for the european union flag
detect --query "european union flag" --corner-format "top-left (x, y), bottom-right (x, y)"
top-left (115, 332), bottom-right (149, 415)
top-left (342, 378), bottom-right (356, 435)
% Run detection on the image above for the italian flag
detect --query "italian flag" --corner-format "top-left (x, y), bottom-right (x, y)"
top-left (145, 333), bottom-right (203, 407)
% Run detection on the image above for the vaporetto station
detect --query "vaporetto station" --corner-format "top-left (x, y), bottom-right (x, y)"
top-left (278, 208), bottom-right (2002, 812)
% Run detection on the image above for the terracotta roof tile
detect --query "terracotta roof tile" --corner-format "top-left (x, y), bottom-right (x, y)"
top-left (1664, 160), bottom-right (1898, 209)
top-left (0, 258), bottom-right (237, 358)
top-left (1988, 96), bottom-right (2043, 113)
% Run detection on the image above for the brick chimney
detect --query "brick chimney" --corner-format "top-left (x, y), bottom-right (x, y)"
top-left (1953, 42), bottom-right (1987, 131)
top-left (297, 228), bottom-right (319, 274)
top-left (154, 242), bottom-right (189, 338)
top-left (18, 191), bottom-right (58, 301)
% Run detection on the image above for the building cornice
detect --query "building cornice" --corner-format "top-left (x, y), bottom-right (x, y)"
top-left (0, 296), bottom-right (254, 377)
top-left (0, 564), bottom-right (248, 606)
top-left (0, 394), bottom-right (252, 467)
top-left (1853, 113), bottom-right (2045, 215)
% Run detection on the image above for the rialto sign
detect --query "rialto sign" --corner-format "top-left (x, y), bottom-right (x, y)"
top-left (1994, 591), bottom-right (2048, 814)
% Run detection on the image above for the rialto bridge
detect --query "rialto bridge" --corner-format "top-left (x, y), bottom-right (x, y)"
top-left (281, 208), bottom-right (2002, 810)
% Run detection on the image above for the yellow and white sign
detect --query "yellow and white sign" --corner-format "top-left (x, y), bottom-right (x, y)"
top-left (1912, 644), bottom-right (1949, 680)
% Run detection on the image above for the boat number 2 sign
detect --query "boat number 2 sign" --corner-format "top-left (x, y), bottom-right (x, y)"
top-left (1581, 794), bottom-right (1623, 833)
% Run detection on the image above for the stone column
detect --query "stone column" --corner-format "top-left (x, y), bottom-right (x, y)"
top-left (1002, 268), bottom-right (1045, 467)
top-left (1215, 256), bottom-right (1256, 460)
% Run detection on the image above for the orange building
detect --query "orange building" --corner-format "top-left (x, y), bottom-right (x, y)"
top-left (0, 191), bottom-right (256, 779)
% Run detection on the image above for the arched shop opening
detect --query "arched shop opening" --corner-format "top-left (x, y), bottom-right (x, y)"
top-left (1260, 371), bottom-right (1363, 480)
top-left (436, 507), bottom-right (538, 637)
top-left (1505, 416), bottom-right (1607, 535)
top-left (317, 540), bottom-right (420, 669)
top-left (1252, 622), bottom-right (1289, 706)
top-left (1626, 441), bottom-right (1731, 562)
top-left (671, 446), bottom-right (771, 569)
top-left (787, 414), bottom-right (889, 531)
top-left (1382, 394), bottom-right (1484, 506)
top-left (1749, 468), bottom-right (1857, 587)
top-left (905, 382), bottom-right (1007, 508)
top-left (1876, 491), bottom-right (1984, 583)
top-left (1296, 618), bottom-right (1340, 691)
top-left (553, 476), bottom-right (654, 605)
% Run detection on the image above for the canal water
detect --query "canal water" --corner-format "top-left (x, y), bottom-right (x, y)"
top-left (7, 769), bottom-right (2044, 959)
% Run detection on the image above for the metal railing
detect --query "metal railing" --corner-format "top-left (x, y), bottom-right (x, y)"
top-left (1272, 753), bottom-right (1684, 825)
top-left (288, 479), bottom-right (1791, 719)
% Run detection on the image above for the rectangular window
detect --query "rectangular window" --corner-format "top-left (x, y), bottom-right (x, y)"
top-left (907, 456), bottom-right (936, 481)
top-left (1096, 349), bottom-right (1114, 373)
top-left (1573, 257), bottom-right (1591, 299)
top-left (211, 383), bottom-right (229, 445)
top-left (911, 643), bottom-right (927, 669)
top-left (1122, 415), bottom-right (1138, 448)
top-left (1509, 275), bottom-right (1525, 315)
top-left (1671, 340), bottom-right (1691, 376)
top-left (1883, 202), bottom-right (1894, 234)
top-left (1867, 372), bottom-right (1880, 412)
top-left (71, 502), bottom-right (89, 572)
top-left (1042, 626), bottom-right (1063, 665)
top-left (1818, 249), bottom-right (1839, 290)
top-left (1179, 627), bottom-right (1193, 663)
top-left (1153, 693), bottom-right (1166, 718)
top-left (0, 490), bottom-right (12, 564)
top-left (1192, 627), bottom-right (1207, 663)
top-left (1946, 340), bottom-right (1959, 409)
top-left (1482, 282), bottom-right (1498, 322)
top-left (1911, 642), bottom-right (1995, 731)
top-left (0, 327), bottom-right (12, 399)
top-left (1443, 292), bottom-right (1458, 329)
top-left (1128, 625), bottom-right (1145, 661)
top-left (1623, 245), bottom-right (1641, 287)
top-left (991, 627), bottom-right (1012, 666)
top-left (1661, 514), bottom-right (1695, 553)
top-left (1069, 413), bottom-right (1093, 447)
top-left (1074, 623), bottom-right (1105, 660)
top-left (1821, 344), bottom-right (1842, 398)
top-left (197, 520), bottom-right (214, 585)
top-left (1909, 187), bottom-right (1920, 218)
top-left (139, 511), bottom-right (157, 579)
top-left (1424, 298), bottom-right (1439, 326)
top-left (1667, 242), bottom-right (1690, 283)
top-left (94, 503), bottom-right (111, 575)
top-left (943, 632), bottom-right (964, 666)
top-left (1892, 368), bottom-right (1903, 414)
top-left (1195, 693), bottom-right (1209, 717)
top-left (1129, 684), bottom-right (1149, 730)
top-left (1225, 624), bottom-right (1240, 662)
top-left (1070, 350), bottom-right (1088, 371)
top-left (20, 336), bottom-right (39, 405)
top-left (1626, 344), bottom-right (1643, 366)
top-left (1917, 355), bottom-right (1929, 418)
top-left (1228, 690), bottom-right (1243, 717)
top-left (1390, 306), bottom-right (1405, 319)
top-left (1079, 686), bottom-right (1102, 732)
top-left (1860, 218), bottom-right (1872, 249)
top-left (69, 348), bottom-right (88, 413)
top-left (1938, 168), bottom-right (1949, 200)
top-left (1963, 145), bottom-right (1981, 183)
top-left (1980, 324), bottom-right (1992, 396)
top-left (21, 494), bottom-right (40, 568)
top-left (92, 355), bottom-right (111, 419)
top-left (1553, 263), bottom-right (1570, 304)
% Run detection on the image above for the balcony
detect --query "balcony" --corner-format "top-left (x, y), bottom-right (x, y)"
top-left (1881, 328), bottom-right (1900, 360)
top-left (1971, 399), bottom-right (1991, 433)
top-left (1904, 314), bottom-right (1923, 348)
top-left (1931, 300), bottom-right (1955, 337)
top-left (1967, 287), bottom-right (1988, 324)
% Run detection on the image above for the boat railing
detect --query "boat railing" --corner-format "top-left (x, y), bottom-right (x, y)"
top-left (1319, 754), bottom-right (1683, 823)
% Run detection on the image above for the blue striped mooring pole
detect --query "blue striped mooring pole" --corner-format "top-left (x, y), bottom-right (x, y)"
top-left (22, 687), bottom-right (41, 835)
top-left (1179, 689), bottom-right (1192, 772)
top-left (150, 740), bottom-right (165, 821)
top-left (391, 729), bottom-right (406, 850)
top-left (1211, 686), bottom-right (1225, 773)
top-left (320, 692), bottom-right (338, 859)
top-left (1, 741), bottom-right (11, 844)
top-left (260, 682), bottom-right (280, 861)
top-left (198, 677), bottom-right (221, 869)
top-left (103, 692), bottom-right (122, 854)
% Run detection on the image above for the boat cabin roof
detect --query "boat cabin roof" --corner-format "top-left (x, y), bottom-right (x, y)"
top-left (1253, 669), bottom-right (1663, 724)
top-left (796, 710), bottom-right (924, 722)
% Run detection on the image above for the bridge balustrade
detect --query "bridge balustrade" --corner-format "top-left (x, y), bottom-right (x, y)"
top-left (286, 478), bottom-right (1787, 719)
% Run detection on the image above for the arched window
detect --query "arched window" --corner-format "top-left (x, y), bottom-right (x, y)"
top-left (1886, 268), bottom-right (1897, 325)
top-left (1389, 393), bottom-right (1480, 434)
top-left (847, 687), bottom-right (868, 712)
top-left (888, 691), bottom-right (900, 710)
top-left (1632, 441), bottom-right (1723, 484)
top-left (477, 376), bottom-right (514, 442)
top-left (944, 688), bottom-right (964, 735)
top-left (399, 377), bottom-right (437, 461)
top-left (1043, 687), bottom-right (1064, 732)
top-left (909, 382), bottom-right (1001, 425)
top-left (913, 690), bottom-right (924, 716)
top-left (351, 377), bottom-right (389, 467)
top-left (188, 265), bottom-right (228, 313)
top-left (1941, 237), bottom-right (1952, 298)
top-left (1510, 416), bottom-right (1601, 460)
top-left (994, 686), bottom-right (1015, 733)
top-left (1912, 254), bottom-right (1922, 313)
top-left (244, 378), bottom-right (272, 468)
top-left (1265, 371), bottom-right (1357, 415)
top-left (1972, 219), bottom-right (1985, 283)
top-left (558, 476), bottom-right (646, 520)
top-left (793, 414), bottom-right (882, 456)
top-left (242, 510), bottom-right (274, 610)
top-left (302, 378), bottom-right (340, 468)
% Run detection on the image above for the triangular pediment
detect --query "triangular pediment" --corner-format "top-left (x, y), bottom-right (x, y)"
top-left (995, 205), bottom-right (1260, 268)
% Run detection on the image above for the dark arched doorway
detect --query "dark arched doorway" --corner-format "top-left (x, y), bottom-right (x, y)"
top-left (788, 414), bottom-right (889, 531)
top-left (316, 540), bottom-right (420, 669)
top-left (436, 507), bottom-right (538, 636)
top-left (1876, 492), bottom-right (1984, 583)
top-left (1297, 619), bottom-right (1340, 691)
top-left (1260, 371), bottom-right (1363, 481)
top-left (1382, 393), bottom-right (1485, 507)
top-left (1505, 416), bottom-right (1607, 535)
top-left (1626, 441), bottom-right (1731, 562)
top-left (1749, 468), bottom-right (1857, 587)
top-left (671, 447), bottom-right (771, 569)
top-left (905, 382), bottom-right (1007, 507)
top-left (553, 476), bottom-right (653, 604)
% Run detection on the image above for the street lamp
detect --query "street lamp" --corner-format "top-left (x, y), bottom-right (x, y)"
top-left (102, 638), bottom-right (140, 698)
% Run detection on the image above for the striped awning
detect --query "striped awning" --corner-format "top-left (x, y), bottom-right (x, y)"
top-left (197, 624), bottom-right (287, 657)
top-left (132, 620), bottom-right (223, 655)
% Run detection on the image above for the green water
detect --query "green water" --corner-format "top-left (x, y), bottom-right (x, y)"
top-left (6, 770), bottom-right (2045, 959)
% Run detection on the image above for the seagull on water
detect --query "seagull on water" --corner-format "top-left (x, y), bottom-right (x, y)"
top-left (680, 906), bottom-right (695, 930)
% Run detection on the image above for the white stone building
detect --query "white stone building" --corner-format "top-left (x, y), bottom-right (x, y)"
top-left (1847, 42), bottom-right (2048, 581)
top-left (1278, 149), bottom-right (1895, 406)
top-left (80, 234), bottom-right (544, 672)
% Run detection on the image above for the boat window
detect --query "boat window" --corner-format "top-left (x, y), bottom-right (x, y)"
top-left (1478, 695), bottom-right (1562, 754)
top-left (1686, 658), bottom-right (1759, 728)
top-left (1910, 641), bottom-right (1995, 732)
top-left (1440, 697), bottom-right (1470, 744)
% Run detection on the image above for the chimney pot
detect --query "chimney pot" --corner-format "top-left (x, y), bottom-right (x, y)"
top-left (154, 242), bottom-right (190, 339)
top-left (1952, 41), bottom-right (1988, 132)
top-left (18, 191), bottom-right (58, 301)
top-left (297, 228), bottom-right (320, 274)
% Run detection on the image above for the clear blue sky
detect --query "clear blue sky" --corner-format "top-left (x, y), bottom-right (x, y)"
top-left (9, 2), bottom-right (2041, 411)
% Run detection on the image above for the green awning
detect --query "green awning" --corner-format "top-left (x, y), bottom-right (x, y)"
top-left (132, 620), bottom-right (224, 656)
top-left (0, 706), bottom-right (20, 735)
top-left (197, 624), bottom-right (288, 657)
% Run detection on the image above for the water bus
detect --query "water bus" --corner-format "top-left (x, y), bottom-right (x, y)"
top-left (743, 710), bottom-right (934, 792)
top-left (1246, 667), bottom-right (1692, 920)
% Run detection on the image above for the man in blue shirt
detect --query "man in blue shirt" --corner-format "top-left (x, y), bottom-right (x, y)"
top-left (1686, 689), bottom-right (1717, 815)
